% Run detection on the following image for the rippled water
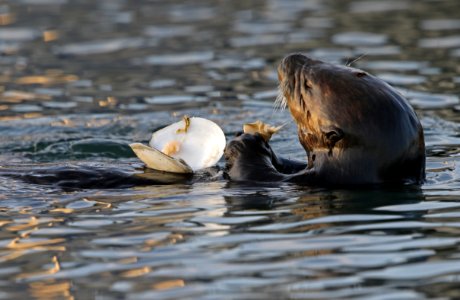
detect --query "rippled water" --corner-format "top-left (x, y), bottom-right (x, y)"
top-left (1, 0), bottom-right (460, 299)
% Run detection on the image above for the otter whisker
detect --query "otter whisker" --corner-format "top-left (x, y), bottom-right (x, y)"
top-left (273, 94), bottom-right (287, 112)
top-left (273, 80), bottom-right (288, 112)
top-left (346, 53), bottom-right (367, 67)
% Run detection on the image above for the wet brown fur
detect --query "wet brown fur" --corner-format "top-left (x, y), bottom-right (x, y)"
top-left (277, 54), bottom-right (425, 184)
top-left (225, 54), bottom-right (426, 185)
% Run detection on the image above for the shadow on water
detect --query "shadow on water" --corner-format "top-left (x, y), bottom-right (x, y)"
top-left (224, 182), bottom-right (426, 220)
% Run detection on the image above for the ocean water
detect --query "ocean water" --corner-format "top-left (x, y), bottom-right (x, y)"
top-left (0, 0), bottom-right (460, 299)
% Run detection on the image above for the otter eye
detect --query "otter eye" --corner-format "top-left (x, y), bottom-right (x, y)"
top-left (325, 128), bottom-right (344, 143)
top-left (356, 72), bottom-right (367, 78)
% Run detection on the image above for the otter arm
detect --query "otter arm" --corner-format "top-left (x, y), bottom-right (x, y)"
top-left (224, 133), bottom-right (312, 183)
top-left (271, 153), bottom-right (308, 174)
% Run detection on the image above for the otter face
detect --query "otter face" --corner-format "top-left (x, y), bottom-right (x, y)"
top-left (277, 54), bottom-right (425, 184)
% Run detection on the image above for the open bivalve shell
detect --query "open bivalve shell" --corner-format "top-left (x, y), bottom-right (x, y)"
top-left (130, 116), bottom-right (226, 174)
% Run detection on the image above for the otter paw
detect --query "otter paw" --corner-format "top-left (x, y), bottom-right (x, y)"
top-left (224, 133), bottom-right (283, 182)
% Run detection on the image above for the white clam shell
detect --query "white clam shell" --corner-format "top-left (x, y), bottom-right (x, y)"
top-left (129, 143), bottom-right (193, 174)
top-left (130, 117), bottom-right (226, 173)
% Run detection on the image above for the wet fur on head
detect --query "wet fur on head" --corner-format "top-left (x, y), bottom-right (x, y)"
top-left (224, 53), bottom-right (425, 185)
top-left (275, 53), bottom-right (425, 184)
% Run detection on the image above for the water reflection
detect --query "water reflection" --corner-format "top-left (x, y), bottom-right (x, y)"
top-left (1, 0), bottom-right (460, 299)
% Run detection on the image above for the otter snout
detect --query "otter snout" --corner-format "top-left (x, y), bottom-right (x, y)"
top-left (278, 53), bottom-right (318, 80)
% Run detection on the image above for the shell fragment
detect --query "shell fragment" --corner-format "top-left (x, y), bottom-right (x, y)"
top-left (130, 117), bottom-right (226, 173)
top-left (243, 120), bottom-right (283, 142)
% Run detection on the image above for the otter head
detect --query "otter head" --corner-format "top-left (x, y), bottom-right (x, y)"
top-left (277, 54), bottom-right (425, 185)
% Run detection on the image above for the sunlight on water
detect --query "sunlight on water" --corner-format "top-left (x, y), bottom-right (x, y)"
top-left (0, 0), bottom-right (460, 299)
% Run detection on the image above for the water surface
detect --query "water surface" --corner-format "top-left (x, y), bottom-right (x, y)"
top-left (1, 0), bottom-right (460, 299)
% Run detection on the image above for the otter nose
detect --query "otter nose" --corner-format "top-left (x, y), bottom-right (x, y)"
top-left (283, 53), bottom-right (311, 65)
top-left (278, 53), bottom-right (316, 79)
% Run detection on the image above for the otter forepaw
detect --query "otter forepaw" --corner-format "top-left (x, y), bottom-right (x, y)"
top-left (224, 133), bottom-right (285, 182)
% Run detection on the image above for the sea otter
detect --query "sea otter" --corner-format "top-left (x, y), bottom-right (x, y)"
top-left (224, 54), bottom-right (425, 185)
top-left (1, 54), bottom-right (425, 188)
